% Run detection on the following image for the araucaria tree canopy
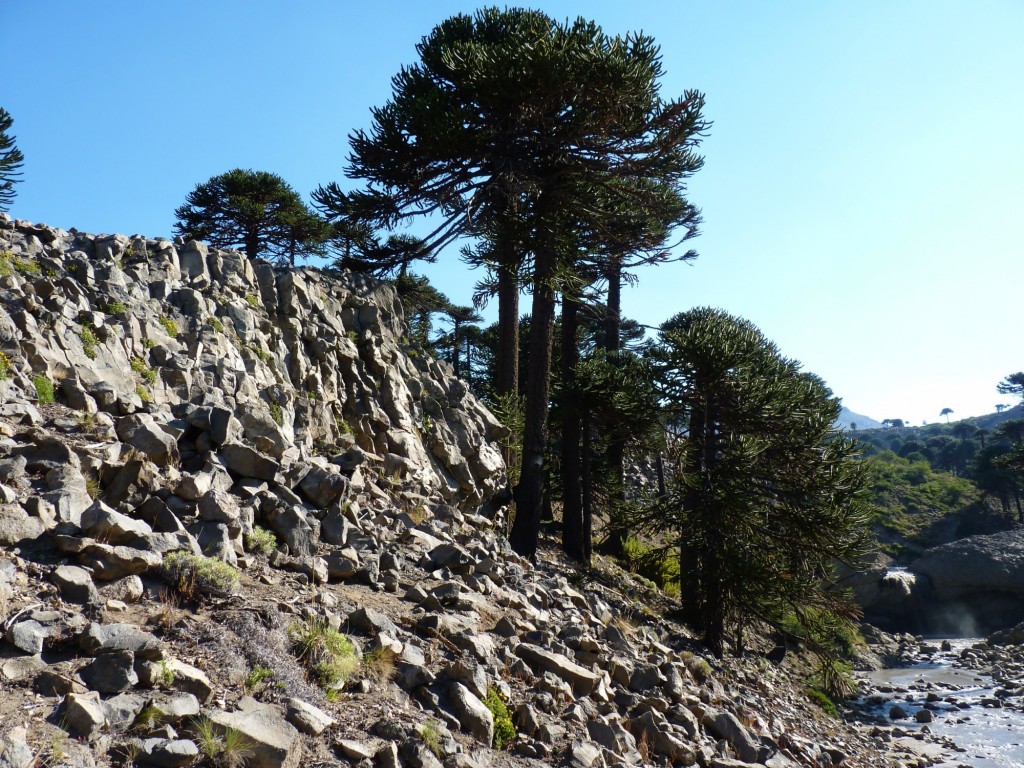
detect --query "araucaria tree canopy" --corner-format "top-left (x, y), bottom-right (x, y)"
top-left (646, 308), bottom-right (871, 659)
top-left (174, 169), bottom-right (329, 264)
top-left (0, 107), bottom-right (25, 214)
top-left (341, 7), bottom-right (709, 559)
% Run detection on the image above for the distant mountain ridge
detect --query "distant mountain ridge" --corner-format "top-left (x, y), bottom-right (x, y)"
top-left (836, 405), bottom-right (882, 431)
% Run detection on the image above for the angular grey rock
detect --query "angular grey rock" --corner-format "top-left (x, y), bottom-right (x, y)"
top-left (219, 443), bottom-right (281, 482)
top-left (78, 543), bottom-right (162, 580)
top-left (165, 659), bottom-right (214, 703)
top-left (65, 691), bottom-right (107, 739)
top-left (209, 701), bottom-right (303, 768)
top-left (447, 682), bottom-right (494, 745)
top-left (80, 648), bottom-right (138, 693)
top-left (348, 607), bottom-right (399, 636)
top-left (6, 620), bottom-right (47, 655)
top-left (0, 725), bottom-right (34, 768)
top-left (101, 692), bottom-right (147, 729)
top-left (285, 697), bottom-right (336, 735)
top-left (80, 500), bottom-right (154, 544)
top-left (0, 505), bottom-right (46, 546)
top-left (568, 740), bottom-right (603, 768)
top-left (116, 413), bottom-right (180, 467)
top-left (134, 738), bottom-right (200, 768)
top-left (79, 622), bottom-right (162, 658)
top-left (514, 643), bottom-right (601, 697)
top-left (703, 709), bottom-right (766, 764)
top-left (297, 465), bottom-right (349, 509)
top-left (197, 489), bottom-right (241, 525)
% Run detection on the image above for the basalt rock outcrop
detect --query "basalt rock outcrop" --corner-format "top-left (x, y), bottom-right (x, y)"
top-left (0, 216), bottom-right (505, 512)
top-left (848, 529), bottom-right (1024, 635)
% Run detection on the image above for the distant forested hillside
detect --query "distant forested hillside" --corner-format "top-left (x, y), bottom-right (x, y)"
top-left (852, 407), bottom-right (1024, 558)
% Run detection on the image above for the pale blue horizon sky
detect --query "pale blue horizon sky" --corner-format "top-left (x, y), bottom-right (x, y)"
top-left (6, 1), bottom-right (1022, 425)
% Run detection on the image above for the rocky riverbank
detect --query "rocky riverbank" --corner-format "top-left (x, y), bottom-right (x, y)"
top-left (0, 216), bottom-right (922, 768)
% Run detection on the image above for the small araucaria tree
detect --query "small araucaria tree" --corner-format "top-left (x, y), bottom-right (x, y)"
top-left (174, 169), bottom-right (329, 264)
top-left (0, 107), bottom-right (25, 213)
top-left (644, 308), bottom-right (871, 663)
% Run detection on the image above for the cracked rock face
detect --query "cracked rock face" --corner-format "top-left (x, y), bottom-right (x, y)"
top-left (0, 216), bottom-right (506, 511)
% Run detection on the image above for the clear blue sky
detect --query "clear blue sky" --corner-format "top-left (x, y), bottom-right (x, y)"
top-left (6, 1), bottom-right (1023, 424)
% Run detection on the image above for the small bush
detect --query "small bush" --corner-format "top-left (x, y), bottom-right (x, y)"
top-left (143, 337), bottom-right (156, 350)
top-left (211, 318), bottom-right (225, 333)
top-left (32, 374), bottom-right (55, 404)
top-left (105, 300), bottom-right (128, 315)
top-left (12, 256), bottom-right (40, 276)
top-left (335, 417), bottom-right (352, 435)
top-left (136, 384), bottom-right (152, 403)
top-left (807, 687), bottom-right (838, 717)
top-left (681, 651), bottom-right (713, 682)
top-left (289, 618), bottom-right (359, 690)
top-left (160, 551), bottom-right (239, 598)
top-left (244, 526), bottom-right (277, 557)
top-left (244, 664), bottom-right (275, 692)
top-left (190, 717), bottom-right (254, 768)
top-left (78, 325), bottom-right (99, 359)
top-left (158, 315), bottom-right (179, 338)
top-left (484, 687), bottom-right (515, 749)
top-left (0, 351), bottom-right (10, 380)
top-left (420, 719), bottom-right (443, 757)
top-left (0, 251), bottom-right (11, 277)
top-left (269, 403), bottom-right (283, 426)
top-left (622, 537), bottom-right (680, 596)
top-left (362, 647), bottom-right (397, 684)
top-left (86, 476), bottom-right (102, 501)
top-left (130, 356), bottom-right (157, 384)
top-left (245, 293), bottom-right (259, 308)
top-left (158, 660), bottom-right (176, 686)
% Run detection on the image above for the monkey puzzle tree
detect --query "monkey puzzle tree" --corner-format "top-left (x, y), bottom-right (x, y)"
top-left (644, 308), bottom-right (870, 659)
top-left (0, 107), bottom-right (25, 213)
top-left (174, 169), bottom-right (329, 263)
top-left (343, 8), bottom-right (707, 559)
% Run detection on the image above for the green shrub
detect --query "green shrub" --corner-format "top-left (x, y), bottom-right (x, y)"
top-left (245, 293), bottom-right (259, 308)
top-left (104, 301), bottom-right (128, 315)
top-left (335, 417), bottom-right (352, 435)
top-left (12, 256), bottom-right (40, 276)
top-left (269, 403), bottom-right (283, 426)
top-left (244, 664), bottom-right (275, 692)
top-left (289, 618), bottom-right (359, 690)
top-left (484, 687), bottom-right (515, 749)
top-left (190, 717), bottom-right (254, 768)
top-left (136, 384), bottom-right (152, 403)
top-left (143, 337), bottom-right (156, 350)
top-left (78, 325), bottom-right (98, 359)
top-left (160, 551), bottom-right (239, 598)
top-left (622, 538), bottom-right (680, 596)
top-left (419, 719), bottom-right (443, 757)
top-left (32, 374), bottom-right (55, 404)
top-left (0, 351), bottom-right (10, 380)
top-left (0, 251), bottom-right (11, 277)
top-left (807, 687), bottom-right (838, 717)
top-left (244, 526), bottom-right (277, 556)
top-left (158, 315), bottom-right (179, 338)
top-left (211, 318), bottom-right (225, 333)
top-left (130, 356), bottom-right (157, 384)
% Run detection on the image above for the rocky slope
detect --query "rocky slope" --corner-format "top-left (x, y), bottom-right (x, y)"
top-left (0, 216), bottom-right (931, 768)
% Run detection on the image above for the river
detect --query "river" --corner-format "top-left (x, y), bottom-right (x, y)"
top-left (854, 639), bottom-right (1024, 767)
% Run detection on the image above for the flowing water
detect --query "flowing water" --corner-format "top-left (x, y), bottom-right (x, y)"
top-left (857, 640), bottom-right (1024, 767)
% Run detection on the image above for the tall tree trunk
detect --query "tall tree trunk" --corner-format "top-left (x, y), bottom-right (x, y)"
top-left (604, 254), bottom-right (622, 351)
top-left (451, 319), bottom-right (461, 378)
top-left (510, 238), bottom-right (557, 560)
top-left (496, 245), bottom-right (520, 397)
top-left (561, 297), bottom-right (583, 561)
top-left (602, 255), bottom-right (628, 556)
top-left (581, 405), bottom-right (593, 567)
top-left (244, 228), bottom-right (260, 261)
